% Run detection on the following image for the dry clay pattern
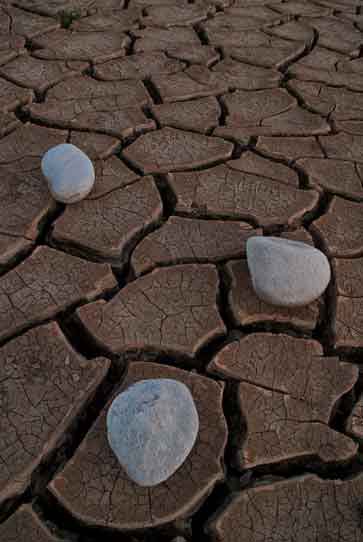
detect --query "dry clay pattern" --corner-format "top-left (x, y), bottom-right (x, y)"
top-left (1, 1), bottom-right (363, 541)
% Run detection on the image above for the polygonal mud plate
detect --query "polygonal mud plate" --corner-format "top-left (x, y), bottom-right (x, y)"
top-left (50, 362), bottom-right (227, 530)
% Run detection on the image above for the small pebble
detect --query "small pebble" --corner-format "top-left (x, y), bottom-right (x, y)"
top-left (246, 236), bottom-right (331, 307)
top-left (107, 378), bottom-right (199, 487)
top-left (41, 143), bottom-right (95, 203)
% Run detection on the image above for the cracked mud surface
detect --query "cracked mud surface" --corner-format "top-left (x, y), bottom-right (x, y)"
top-left (50, 362), bottom-right (227, 530)
top-left (1, 1), bottom-right (363, 541)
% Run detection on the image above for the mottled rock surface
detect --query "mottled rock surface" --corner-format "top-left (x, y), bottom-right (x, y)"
top-left (246, 237), bottom-right (331, 307)
top-left (107, 379), bottom-right (199, 486)
top-left (41, 143), bottom-right (95, 203)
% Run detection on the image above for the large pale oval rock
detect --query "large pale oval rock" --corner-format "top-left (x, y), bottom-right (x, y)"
top-left (106, 378), bottom-right (199, 487)
top-left (246, 236), bottom-right (331, 307)
top-left (41, 143), bottom-right (95, 203)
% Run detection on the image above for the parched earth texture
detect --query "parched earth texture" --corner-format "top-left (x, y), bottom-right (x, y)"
top-left (2, 0), bottom-right (363, 541)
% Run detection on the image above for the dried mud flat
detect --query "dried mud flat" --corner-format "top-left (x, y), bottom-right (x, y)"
top-left (1, 0), bottom-right (363, 541)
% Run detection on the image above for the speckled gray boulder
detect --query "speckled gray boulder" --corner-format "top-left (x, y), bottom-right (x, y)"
top-left (246, 236), bottom-right (331, 307)
top-left (106, 379), bottom-right (199, 487)
top-left (41, 143), bottom-right (95, 203)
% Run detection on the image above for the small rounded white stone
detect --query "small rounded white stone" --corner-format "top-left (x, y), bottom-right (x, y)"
top-left (246, 236), bottom-right (331, 307)
top-left (106, 378), bottom-right (199, 487)
top-left (41, 143), bottom-right (95, 203)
